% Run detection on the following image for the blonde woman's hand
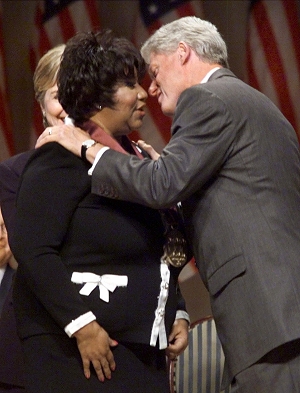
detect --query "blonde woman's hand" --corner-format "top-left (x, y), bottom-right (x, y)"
top-left (36, 125), bottom-right (90, 157)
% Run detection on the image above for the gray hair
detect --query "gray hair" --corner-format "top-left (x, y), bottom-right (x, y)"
top-left (140, 16), bottom-right (228, 68)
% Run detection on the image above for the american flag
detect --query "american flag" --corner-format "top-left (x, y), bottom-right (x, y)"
top-left (131, 0), bottom-right (204, 154)
top-left (0, 1), bottom-right (14, 161)
top-left (132, 0), bottom-right (204, 282)
top-left (246, 0), bottom-right (300, 143)
top-left (29, 0), bottom-right (101, 146)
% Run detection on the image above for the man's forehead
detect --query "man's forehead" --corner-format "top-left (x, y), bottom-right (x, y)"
top-left (149, 52), bottom-right (159, 67)
top-left (148, 52), bottom-right (167, 70)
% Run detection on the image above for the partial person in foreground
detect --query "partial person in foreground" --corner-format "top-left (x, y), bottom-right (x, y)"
top-left (0, 207), bottom-right (17, 315)
top-left (0, 44), bottom-right (66, 393)
top-left (0, 208), bottom-right (22, 393)
top-left (37, 16), bottom-right (300, 393)
top-left (10, 30), bottom-right (189, 393)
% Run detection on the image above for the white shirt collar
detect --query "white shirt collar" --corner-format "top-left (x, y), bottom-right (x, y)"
top-left (200, 67), bottom-right (221, 84)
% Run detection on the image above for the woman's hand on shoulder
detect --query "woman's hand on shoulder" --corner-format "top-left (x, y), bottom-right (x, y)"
top-left (36, 125), bottom-right (89, 157)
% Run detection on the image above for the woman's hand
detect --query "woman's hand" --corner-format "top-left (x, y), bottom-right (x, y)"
top-left (73, 321), bottom-right (118, 382)
top-left (36, 125), bottom-right (90, 157)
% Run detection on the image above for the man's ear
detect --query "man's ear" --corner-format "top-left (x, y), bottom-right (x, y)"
top-left (177, 41), bottom-right (191, 65)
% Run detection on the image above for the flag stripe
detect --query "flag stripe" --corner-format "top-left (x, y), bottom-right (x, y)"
top-left (285, 0), bottom-right (300, 75)
top-left (253, 2), bottom-right (295, 124)
top-left (247, 0), bottom-right (300, 142)
top-left (29, 0), bottom-right (101, 144)
top-left (58, 8), bottom-right (77, 41)
top-left (265, 1), bottom-right (300, 133)
top-left (84, 0), bottom-right (102, 29)
top-left (0, 0), bottom-right (14, 160)
top-left (247, 13), bottom-right (279, 103)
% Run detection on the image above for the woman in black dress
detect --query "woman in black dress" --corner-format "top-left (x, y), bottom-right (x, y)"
top-left (10, 30), bottom-right (189, 393)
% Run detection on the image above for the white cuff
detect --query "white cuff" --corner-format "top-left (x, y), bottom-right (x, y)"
top-left (176, 310), bottom-right (190, 326)
top-left (88, 147), bottom-right (110, 175)
top-left (64, 311), bottom-right (96, 337)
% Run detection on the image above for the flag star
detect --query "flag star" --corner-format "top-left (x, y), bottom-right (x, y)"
top-left (148, 3), bottom-right (158, 15)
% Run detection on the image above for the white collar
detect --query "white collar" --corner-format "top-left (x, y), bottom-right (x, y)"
top-left (200, 67), bottom-right (221, 84)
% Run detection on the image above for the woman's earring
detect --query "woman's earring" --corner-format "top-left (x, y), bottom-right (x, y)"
top-left (42, 111), bottom-right (49, 128)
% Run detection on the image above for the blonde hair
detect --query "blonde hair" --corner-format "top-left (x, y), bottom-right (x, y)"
top-left (33, 44), bottom-right (65, 105)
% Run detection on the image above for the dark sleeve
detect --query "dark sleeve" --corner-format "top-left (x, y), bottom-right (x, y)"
top-left (91, 86), bottom-right (235, 208)
top-left (10, 143), bottom-right (93, 329)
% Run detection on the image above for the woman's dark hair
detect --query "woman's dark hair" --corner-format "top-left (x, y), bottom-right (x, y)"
top-left (58, 29), bottom-right (146, 124)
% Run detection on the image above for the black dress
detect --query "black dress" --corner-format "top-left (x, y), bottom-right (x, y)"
top-left (10, 141), bottom-right (184, 393)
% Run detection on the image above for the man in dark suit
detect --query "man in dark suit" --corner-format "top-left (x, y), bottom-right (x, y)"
top-left (37, 16), bottom-right (300, 392)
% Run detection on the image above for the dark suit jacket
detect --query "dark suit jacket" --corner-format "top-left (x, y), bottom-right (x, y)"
top-left (0, 151), bottom-right (32, 388)
top-left (9, 143), bottom-right (184, 346)
top-left (0, 264), bottom-right (14, 315)
top-left (90, 68), bottom-right (300, 385)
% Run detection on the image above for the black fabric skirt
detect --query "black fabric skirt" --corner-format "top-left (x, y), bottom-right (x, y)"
top-left (22, 334), bottom-right (169, 393)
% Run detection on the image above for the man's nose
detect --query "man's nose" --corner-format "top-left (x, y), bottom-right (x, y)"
top-left (148, 80), bottom-right (158, 97)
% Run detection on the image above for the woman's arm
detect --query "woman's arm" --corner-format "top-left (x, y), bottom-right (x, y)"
top-left (10, 142), bottom-right (116, 381)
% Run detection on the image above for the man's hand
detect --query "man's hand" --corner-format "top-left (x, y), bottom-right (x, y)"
top-left (166, 318), bottom-right (189, 360)
top-left (73, 321), bottom-right (118, 382)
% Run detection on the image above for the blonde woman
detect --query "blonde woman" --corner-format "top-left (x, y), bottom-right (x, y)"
top-left (0, 44), bottom-right (66, 392)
